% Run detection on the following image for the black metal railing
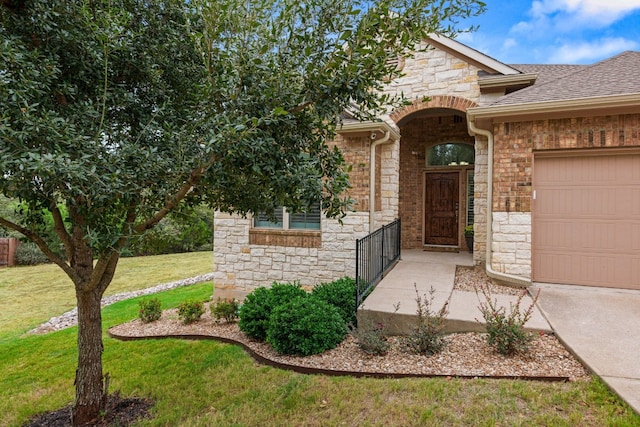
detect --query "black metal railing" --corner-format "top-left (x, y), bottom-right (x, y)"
top-left (355, 218), bottom-right (401, 309)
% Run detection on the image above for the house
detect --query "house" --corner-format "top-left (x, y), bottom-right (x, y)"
top-left (213, 34), bottom-right (640, 296)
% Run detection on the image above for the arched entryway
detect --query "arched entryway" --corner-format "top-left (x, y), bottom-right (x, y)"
top-left (392, 97), bottom-right (477, 251)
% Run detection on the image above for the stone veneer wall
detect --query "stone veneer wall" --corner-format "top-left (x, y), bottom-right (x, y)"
top-left (380, 45), bottom-right (493, 262)
top-left (213, 211), bottom-right (370, 293)
top-left (489, 113), bottom-right (640, 278)
top-left (213, 133), bottom-right (400, 292)
top-left (472, 137), bottom-right (488, 265)
top-left (382, 42), bottom-right (481, 101)
top-left (491, 212), bottom-right (531, 277)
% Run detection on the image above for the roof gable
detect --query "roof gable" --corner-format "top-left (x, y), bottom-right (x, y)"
top-left (427, 34), bottom-right (521, 76)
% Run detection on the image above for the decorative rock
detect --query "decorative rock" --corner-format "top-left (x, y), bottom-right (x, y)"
top-left (29, 273), bottom-right (215, 335)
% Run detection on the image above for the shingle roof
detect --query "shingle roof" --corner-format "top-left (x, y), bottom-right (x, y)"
top-left (508, 64), bottom-right (586, 85)
top-left (491, 51), bottom-right (640, 106)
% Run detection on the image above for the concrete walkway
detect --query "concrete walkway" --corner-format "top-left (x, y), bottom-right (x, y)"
top-left (532, 283), bottom-right (640, 414)
top-left (357, 250), bottom-right (550, 335)
top-left (358, 250), bottom-right (640, 415)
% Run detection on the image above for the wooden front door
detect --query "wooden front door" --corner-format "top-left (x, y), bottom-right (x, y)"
top-left (424, 172), bottom-right (459, 246)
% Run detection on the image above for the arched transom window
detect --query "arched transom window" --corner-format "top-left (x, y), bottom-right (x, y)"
top-left (427, 143), bottom-right (474, 166)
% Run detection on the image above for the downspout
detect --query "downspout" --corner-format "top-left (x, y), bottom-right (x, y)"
top-left (369, 130), bottom-right (393, 232)
top-left (467, 119), bottom-right (531, 287)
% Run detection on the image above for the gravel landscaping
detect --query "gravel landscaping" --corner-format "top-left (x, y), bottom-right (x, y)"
top-left (108, 266), bottom-right (590, 382)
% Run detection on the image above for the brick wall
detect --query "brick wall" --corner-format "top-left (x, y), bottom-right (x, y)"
top-left (493, 114), bottom-right (640, 212)
top-left (398, 115), bottom-right (475, 249)
top-left (332, 134), bottom-right (371, 212)
top-left (490, 113), bottom-right (640, 277)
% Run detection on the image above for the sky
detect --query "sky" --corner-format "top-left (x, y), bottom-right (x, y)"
top-left (454, 0), bottom-right (640, 65)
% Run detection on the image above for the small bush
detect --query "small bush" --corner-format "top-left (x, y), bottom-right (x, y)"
top-left (350, 321), bottom-right (391, 356)
top-left (311, 277), bottom-right (356, 326)
top-left (402, 285), bottom-right (449, 356)
top-left (14, 242), bottom-right (50, 265)
top-left (211, 298), bottom-right (239, 323)
top-left (477, 287), bottom-right (539, 355)
top-left (138, 298), bottom-right (162, 323)
top-left (350, 302), bottom-right (399, 356)
top-left (178, 300), bottom-right (205, 324)
top-left (267, 296), bottom-right (347, 356)
top-left (238, 282), bottom-right (307, 341)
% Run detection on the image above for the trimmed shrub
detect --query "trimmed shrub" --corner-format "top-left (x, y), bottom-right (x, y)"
top-left (238, 282), bottom-right (307, 341)
top-left (178, 300), bottom-right (205, 324)
top-left (138, 298), bottom-right (162, 323)
top-left (211, 298), bottom-right (240, 323)
top-left (402, 285), bottom-right (449, 356)
top-left (311, 277), bottom-right (356, 326)
top-left (14, 242), bottom-right (50, 265)
top-left (267, 296), bottom-right (347, 356)
top-left (477, 287), bottom-right (539, 355)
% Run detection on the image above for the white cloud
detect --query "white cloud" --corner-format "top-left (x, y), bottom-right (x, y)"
top-left (525, 0), bottom-right (640, 28)
top-left (502, 38), bottom-right (517, 50)
top-left (548, 37), bottom-right (639, 63)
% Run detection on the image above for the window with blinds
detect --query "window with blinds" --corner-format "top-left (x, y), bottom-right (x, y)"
top-left (253, 209), bottom-right (284, 228)
top-left (254, 203), bottom-right (321, 230)
top-left (289, 204), bottom-right (321, 230)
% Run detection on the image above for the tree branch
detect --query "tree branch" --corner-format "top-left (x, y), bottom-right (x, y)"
top-left (134, 167), bottom-right (205, 234)
top-left (92, 207), bottom-right (135, 295)
top-left (289, 101), bottom-right (313, 114)
top-left (50, 202), bottom-right (74, 262)
top-left (0, 215), bottom-right (79, 282)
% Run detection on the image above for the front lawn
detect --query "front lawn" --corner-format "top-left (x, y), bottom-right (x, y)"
top-left (1, 254), bottom-right (639, 426)
top-left (0, 251), bottom-right (213, 337)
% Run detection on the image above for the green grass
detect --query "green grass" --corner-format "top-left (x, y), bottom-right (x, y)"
top-left (1, 254), bottom-right (640, 426)
top-left (0, 251), bottom-right (213, 337)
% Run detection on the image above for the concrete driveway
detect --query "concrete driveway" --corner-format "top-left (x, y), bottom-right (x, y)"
top-left (532, 283), bottom-right (640, 414)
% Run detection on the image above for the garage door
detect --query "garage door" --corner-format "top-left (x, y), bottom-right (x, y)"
top-left (533, 151), bottom-right (640, 289)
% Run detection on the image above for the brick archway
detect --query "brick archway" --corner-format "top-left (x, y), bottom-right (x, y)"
top-left (390, 95), bottom-right (478, 124)
top-left (395, 95), bottom-right (478, 250)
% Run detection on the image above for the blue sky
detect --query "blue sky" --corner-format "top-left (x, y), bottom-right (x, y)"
top-left (454, 0), bottom-right (640, 64)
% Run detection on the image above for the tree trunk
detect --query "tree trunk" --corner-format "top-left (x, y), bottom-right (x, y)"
top-left (71, 285), bottom-right (106, 425)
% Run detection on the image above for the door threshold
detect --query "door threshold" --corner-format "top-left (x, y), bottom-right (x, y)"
top-left (423, 245), bottom-right (460, 253)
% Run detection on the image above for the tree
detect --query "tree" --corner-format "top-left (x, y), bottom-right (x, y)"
top-left (0, 0), bottom-right (485, 424)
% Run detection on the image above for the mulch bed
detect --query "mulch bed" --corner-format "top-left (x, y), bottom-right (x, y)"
top-left (23, 393), bottom-right (153, 427)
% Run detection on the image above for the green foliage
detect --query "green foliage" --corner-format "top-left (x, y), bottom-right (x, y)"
top-left (178, 300), bottom-right (205, 324)
top-left (127, 205), bottom-right (213, 256)
top-left (14, 242), bottom-right (50, 266)
top-left (238, 282), bottom-right (307, 341)
top-left (350, 302), bottom-right (399, 356)
top-left (477, 287), bottom-right (539, 356)
top-left (464, 225), bottom-right (474, 237)
top-left (350, 321), bottom-right (391, 356)
top-left (311, 277), bottom-right (356, 326)
top-left (211, 298), bottom-right (240, 323)
top-left (138, 298), bottom-right (162, 323)
top-left (0, 0), bottom-right (485, 421)
top-left (238, 287), bottom-right (273, 341)
top-left (267, 296), bottom-right (347, 356)
top-left (402, 285), bottom-right (449, 356)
